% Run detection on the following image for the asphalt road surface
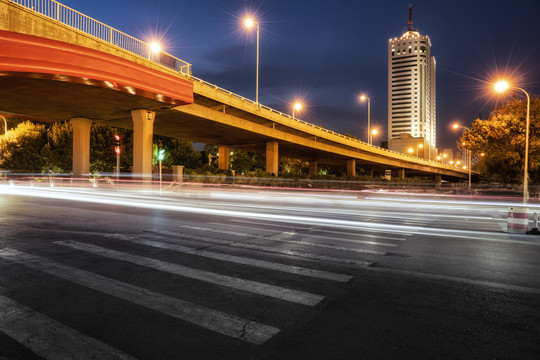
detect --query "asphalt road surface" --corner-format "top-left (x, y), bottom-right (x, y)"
top-left (1, 182), bottom-right (539, 359)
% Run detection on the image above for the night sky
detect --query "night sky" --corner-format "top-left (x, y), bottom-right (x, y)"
top-left (60, 0), bottom-right (540, 150)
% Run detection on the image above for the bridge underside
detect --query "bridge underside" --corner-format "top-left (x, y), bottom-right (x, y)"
top-left (0, 74), bottom-right (469, 179)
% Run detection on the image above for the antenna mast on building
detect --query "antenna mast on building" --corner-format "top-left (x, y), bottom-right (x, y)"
top-left (408, 4), bottom-right (414, 32)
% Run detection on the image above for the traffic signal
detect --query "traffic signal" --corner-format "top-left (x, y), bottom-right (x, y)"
top-left (157, 141), bottom-right (165, 161)
top-left (114, 134), bottom-right (121, 154)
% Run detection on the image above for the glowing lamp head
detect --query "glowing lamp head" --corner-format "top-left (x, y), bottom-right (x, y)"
top-left (494, 80), bottom-right (510, 93)
top-left (371, 129), bottom-right (378, 136)
top-left (359, 95), bottom-right (367, 102)
top-left (245, 18), bottom-right (255, 28)
top-left (418, 144), bottom-right (423, 149)
top-left (443, 153), bottom-right (448, 158)
top-left (150, 42), bottom-right (161, 53)
top-left (293, 102), bottom-right (302, 111)
top-left (436, 156), bottom-right (441, 161)
top-left (408, 148), bottom-right (414, 154)
top-left (452, 123), bottom-right (459, 129)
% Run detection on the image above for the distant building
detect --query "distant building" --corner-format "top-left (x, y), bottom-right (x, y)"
top-left (388, 5), bottom-right (436, 159)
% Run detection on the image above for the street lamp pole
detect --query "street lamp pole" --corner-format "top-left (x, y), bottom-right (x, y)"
top-left (360, 95), bottom-right (371, 144)
top-left (494, 81), bottom-right (531, 203)
top-left (452, 123), bottom-right (473, 190)
top-left (245, 18), bottom-right (260, 108)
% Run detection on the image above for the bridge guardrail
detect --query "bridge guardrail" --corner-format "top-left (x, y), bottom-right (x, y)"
top-left (9, 0), bottom-right (192, 75)
top-left (8, 0), bottom-right (467, 173)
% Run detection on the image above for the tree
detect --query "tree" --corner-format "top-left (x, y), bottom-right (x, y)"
top-left (0, 121), bottom-right (47, 171)
top-left (461, 97), bottom-right (540, 183)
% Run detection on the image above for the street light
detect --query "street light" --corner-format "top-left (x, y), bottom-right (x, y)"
top-left (408, 147), bottom-right (414, 155)
top-left (371, 128), bottom-right (378, 146)
top-left (359, 95), bottom-right (371, 144)
top-left (417, 143), bottom-right (423, 157)
top-left (244, 17), bottom-right (260, 107)
top-left (292, 101), bottom-right (303, 120)
top-left (148, 41), bottom-right (161, 60)
top-left (452, 123), bottom-right (472, 189)
top-left (494, 79), bottom-right (531, 203)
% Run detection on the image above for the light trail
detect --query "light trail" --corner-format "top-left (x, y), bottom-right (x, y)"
top-left (2, 185), bottom-right (539, 246)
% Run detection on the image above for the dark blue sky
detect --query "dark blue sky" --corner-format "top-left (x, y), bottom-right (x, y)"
top-left (62, 0), bottom-right (540, 149)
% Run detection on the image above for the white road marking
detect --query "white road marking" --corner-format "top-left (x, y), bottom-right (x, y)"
top-left (55, 240), bottom-right (324, 306)
top-left (147, 230), bottom-right (372, 267)
top-left (0, 293), bottom-right (136, 360)
top-left (181, 226), bottom-right (387, 256)
top-left (211, 222), bottom-right (401, 247)
top-left (226, 219), bottom-right (413, 238)
top-left (104, 233), bottom-right (352, 282)
top-left (0, 249), bottom-right (280, 345)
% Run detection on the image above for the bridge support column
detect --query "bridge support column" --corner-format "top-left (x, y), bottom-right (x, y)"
top-left (435, 174), bottom-right (442, 187)
top-left (398, 168), bottom-right (405, 179)
top-left (218, 145), bottom-right (230, 170)
top-left (266, 141), bottom-right (279, 176)
top-left (367, 169), bottom-right (374, 177)
top-left (131, 109), bottom-right (155, 179)
top-left (347, 159), bottom-right (356, 177)
top-left (71, 117), bottom-right (92, 178)
top-left (309, 161), bottom-right (318, 176)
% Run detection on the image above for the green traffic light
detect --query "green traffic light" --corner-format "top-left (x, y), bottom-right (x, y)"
top-left (157, 149), bottom-right (165, 161)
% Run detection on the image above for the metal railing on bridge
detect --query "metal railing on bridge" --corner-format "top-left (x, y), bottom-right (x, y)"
top-left (9, 0), bottom-right (192, 75)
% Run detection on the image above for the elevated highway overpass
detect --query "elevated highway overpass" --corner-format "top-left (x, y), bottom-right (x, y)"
top-left (0, 0), bottom-right (471, 181)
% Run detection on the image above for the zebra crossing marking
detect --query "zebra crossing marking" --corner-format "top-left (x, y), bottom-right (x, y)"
top-left (180, 225), bottom-right (387, 256)
top-left (212, 222), bottom-right (402, 247)
top-left (55, 240), bottom-right (324, 306)
top-left (103, 233), bottom-right (353, 282)
top-left (0, 293), bottom-right (137, 360)
top-left (147, 229), bottom-right (373, 266)
top-left (0, 249), bottom-right (280, 345)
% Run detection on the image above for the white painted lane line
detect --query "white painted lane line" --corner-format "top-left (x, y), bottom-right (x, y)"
top-left (232, 243), bottom-right (373, 266)
top-left (181, 226), bottom-right (387, 256)
top-left (104, 234), bottom-right (352, 283)
top-left (0, 249), bottom-right (280, 345)
top-left (226, 219), bottom-right (413, 238)
top-left (211, 222), bottom-right (402, 247)
top-left (0, 293), bottom-right (136, 360)
top-left (55, 240), bottom-right (324, 306)
top-left (147, 230), bottom-right (372, 267)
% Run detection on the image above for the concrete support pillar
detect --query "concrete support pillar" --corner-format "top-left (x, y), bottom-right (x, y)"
top-left (131, 109), bottom-right (155, 178)
top-left (71, 117), bottom-right (92, 178)
top-left (368, 169), bottom-right (374, 177)
top-left (218, 145), bottom-right (230, 170)
top-left (435, 174), bottom-right (442, 187)
top-left (346, 159), bottom-right (356, 177)
top-left (398, 168), bottom-right (405, 179)
top-left (172, 165), bottom-right (184, 182)
top-left (266, 141), bottom-right (279, 176)
top-left (309, 161), bottom-right (318, 176)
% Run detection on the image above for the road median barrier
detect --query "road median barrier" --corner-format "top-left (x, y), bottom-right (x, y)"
top-left (507, 207), bottom-right (529, 233)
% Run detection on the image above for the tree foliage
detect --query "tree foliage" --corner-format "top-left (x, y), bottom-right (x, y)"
top-left (461, 97), bottom-right (540, 183)
top-left (0, 121), bottom-right (47, 171)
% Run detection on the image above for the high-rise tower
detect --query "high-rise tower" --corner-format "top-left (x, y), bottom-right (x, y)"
top-left (388, 5), bottom-right (436, 158)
